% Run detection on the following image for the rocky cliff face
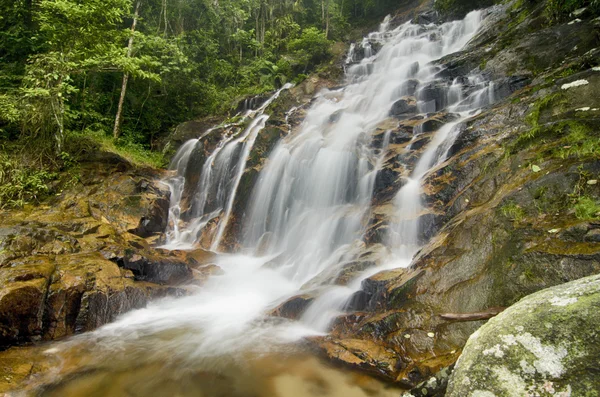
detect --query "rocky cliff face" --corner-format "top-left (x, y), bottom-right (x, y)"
top-left (0, 153), bottom-right (214, 349)
top-left (303, 1), bottom-right (600, 388)
top-left (153, 0), bottom-right (600, 390)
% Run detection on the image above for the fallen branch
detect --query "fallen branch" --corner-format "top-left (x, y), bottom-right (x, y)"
top-left (439, 307), bottom-right (506, 322)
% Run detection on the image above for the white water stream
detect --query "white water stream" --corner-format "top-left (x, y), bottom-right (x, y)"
top-left (45, 9), bottom-right (499, 374)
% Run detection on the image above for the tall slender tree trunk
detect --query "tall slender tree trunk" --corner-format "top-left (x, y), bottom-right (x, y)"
top-left (255, 11), bottom-right (260, 56)
top-left (113, 0), bottom-right (141, 140)
top-left (163, 0), bottom-right (168, 36)
top-left (51, 80), bottom-right (65, 155)
top-left (325, 0), bottom-right (330, 38)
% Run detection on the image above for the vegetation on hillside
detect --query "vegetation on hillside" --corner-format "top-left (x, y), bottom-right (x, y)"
top-left (0, 0), bottom-right (400, 152)
top-left (0, 0), bottom-right (400, 207)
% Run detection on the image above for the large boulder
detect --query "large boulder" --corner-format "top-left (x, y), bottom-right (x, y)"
top-left (0, 154), bottom-right (209, 349)
top-left (447, 274), bottom-right (600, 396)
top-left (0, 253), bottom-right (179, 347)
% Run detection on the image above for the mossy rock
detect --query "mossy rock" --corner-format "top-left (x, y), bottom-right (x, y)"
top-left (447, 274), bottom-right (600, 396)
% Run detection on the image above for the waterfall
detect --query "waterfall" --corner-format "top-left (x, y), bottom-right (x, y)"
top-left (70, 9), bottom-right (499, 359)
top-left (240, 11), bottom-right (491, 327)
top-left (163, 83), bottom-right (292, 250)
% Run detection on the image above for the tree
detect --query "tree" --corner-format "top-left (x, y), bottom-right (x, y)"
top-left (113, 0), bottom-right (141, 139)
top-left (288, 27), bottom-right (332, 73)
top-left (21, 0), bottom-right (131, 152)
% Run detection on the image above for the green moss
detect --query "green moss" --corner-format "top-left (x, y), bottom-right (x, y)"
top-left (514, 94), bottom-right (563, 146)
top-left (556, 123), bottom-right (600, 160)
top-left (500, 201), bottom-right (526, 223)
top-left (526, 93), bottom-right (562, 127)
top-left (558, 67), bottom-right (577, 79)
top-left (574, 196), bottom-right (600, 220)
top-left (479, 58), bottom-right (487, 70)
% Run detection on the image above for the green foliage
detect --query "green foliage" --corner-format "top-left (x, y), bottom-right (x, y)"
top-left (0, 0), bottom-right (392, 178)
top-left (0, 154), bottom-right (58, 208)
top-left (0, 93), bottom-right (20, 137)
top-left (288, 27), bottom-right (333, 73)
top-left (574, 196), bottom-right (600, 220)
top-left (515, 93), bottom-right (564, 145)
top-left (546, 0), bottom-right (600, 23)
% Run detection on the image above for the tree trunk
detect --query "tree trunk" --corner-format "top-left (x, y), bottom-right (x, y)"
top-left (325, 0), bottom-right (330, 38)
top-left (51, 85), bottom-right (65, 155)
top-left (439, 307), bottom-right (506, 322)
top-left (113, 0), bottom-right (141, 140)
top-left (163, 0), bottom-right (168, 36)
top-left (255, 11), bottom-right (260, 56)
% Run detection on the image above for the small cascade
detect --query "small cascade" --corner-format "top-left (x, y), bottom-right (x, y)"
top-left (163, 83), bottom-right (292, 250)
top-left (345, 42), bottom-right (356, 65)
top-left (210, 115), bottom-right (268, 250)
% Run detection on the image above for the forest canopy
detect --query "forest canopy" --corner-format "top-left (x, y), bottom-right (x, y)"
top-left (0, 0), bottom-right (401, 155)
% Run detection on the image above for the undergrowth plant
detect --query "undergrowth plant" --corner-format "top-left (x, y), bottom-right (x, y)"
top-left (0, 154), bottom-right (58, 208)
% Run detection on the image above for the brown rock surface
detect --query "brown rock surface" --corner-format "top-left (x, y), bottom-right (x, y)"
top-left (0, 155), bottom-right (214, 349)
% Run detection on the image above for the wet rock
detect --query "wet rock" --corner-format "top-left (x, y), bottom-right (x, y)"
top-left (491, 75), bottom-right (530, 101)
top-left (417, 83), bottom-right (448, 112)
top-left (235, 93), bottom-right (270, 113)
top-left (389, 97), bottom-right (418, 118)
top-left (0, 156), bottom-right (202, 349)
top-left (335, 261), bottom-right (378, 286)
top-left (412, 10), bottom-right (440, 25)
top-left (329, 109), bottom-right (344, 123)
top-left (373, 168), bottom-right (399, 202)
top-left (418, 213), bottom-right (444, 243)
top-left (218, 125), bottom-right (287, 251)
top-left (394, 79), bottom-right (420, 98)
top-left (132, 181), bottom-right (171, 238)
top-left (270, 294), bottom-right (315, 319)
top-left (0, 252), bottom-right (182, 347)
top-left (410, 136), bottom-right (431, 151)
top-left (0, 256), bottom-right (55, 346)
top-left (310, 336), bottom-right (401, 381)
top-left (401, 365), bottom-right (454, 397)
top-left (447, 274), bottom-right (600, 396)
top-left (158, 118), bottom-right (221, 152)
top-left (352, 40), bottom-right (383, 61)
top-left (179, 140), bottom-right (205, 220)
top-left (584, 228), bottom-right (600, 243)
top-left (116, 252), bottom-right (193, 285)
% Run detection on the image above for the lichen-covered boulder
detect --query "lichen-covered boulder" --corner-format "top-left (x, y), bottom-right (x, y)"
top-left (446, 274), bottom-right (600, 396)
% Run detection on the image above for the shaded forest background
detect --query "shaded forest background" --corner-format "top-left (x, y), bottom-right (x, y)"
top-left (0, 0), bottom-right (400, 155)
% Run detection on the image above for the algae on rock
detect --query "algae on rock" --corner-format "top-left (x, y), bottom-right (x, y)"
top-left (447, 274), bottom-right (600, 396)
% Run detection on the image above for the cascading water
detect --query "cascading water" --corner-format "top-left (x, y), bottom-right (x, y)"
top-left (163, 83), bottom-right (292, 250)
top-left (127, 9), bottom-right (494, 338)
top-left (29, 9), bottom-right (504, 394)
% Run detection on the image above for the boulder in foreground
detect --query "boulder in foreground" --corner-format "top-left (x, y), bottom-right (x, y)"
top-left (447, 274), bottom-right (600, 396)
